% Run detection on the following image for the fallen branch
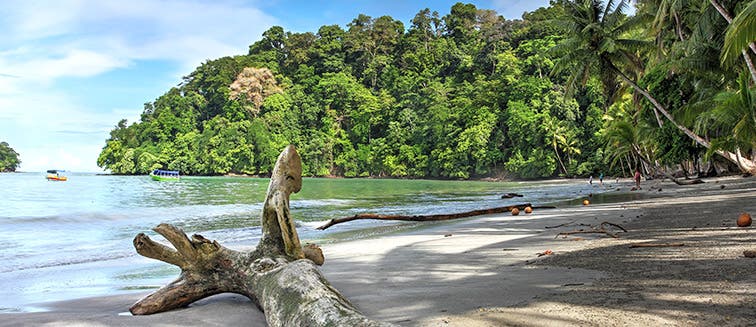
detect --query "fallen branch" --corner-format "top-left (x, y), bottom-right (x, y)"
top-left (555, 221), bottom-right (627, 239)
top-left (317, 203), bottom-right (545, 230)
top-left (500, 193), bottom-right (524, 198)
top-left (629, 242), bottom-right (685, 248)
top-left (545, 220), bottom-right (576, 229)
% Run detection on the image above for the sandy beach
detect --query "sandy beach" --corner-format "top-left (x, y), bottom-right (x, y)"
top-left (2, 176), bottom-right (754, 326)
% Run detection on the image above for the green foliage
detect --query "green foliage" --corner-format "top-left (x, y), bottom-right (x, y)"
top-left (505, 148), bottom-right (556, 179)
top-left (0, 141), bottom-right (21, 172)
top-left (99, 1), bottom-right (750, 178)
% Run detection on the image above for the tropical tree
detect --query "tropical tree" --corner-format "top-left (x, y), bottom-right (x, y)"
top-left (543, 117), bottom-right (569, 175)
top-left (696, 73), bottom-right (756, 171)
top-left (0, 141), bottom-right (20, 172)
top-left (555, 0), bottom-right (756, 173)
top-left (722, 0), bottom-right (756, 63)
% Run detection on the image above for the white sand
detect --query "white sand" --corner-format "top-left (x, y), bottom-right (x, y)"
top-left (2, 176), bottom-right (754, 326)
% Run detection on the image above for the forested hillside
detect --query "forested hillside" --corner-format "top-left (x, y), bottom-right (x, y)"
top-left (98, 1), bottom-right (756, 178)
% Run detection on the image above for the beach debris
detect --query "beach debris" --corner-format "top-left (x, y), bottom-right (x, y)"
top-left (583, 199), bottom-right (590, 205)
top-left (720, 185), bottom-right (726, 189)
top-left (744, 250), bottom-right (756, 258)
top-left (737, 212), bottom-right (752, 227)
top-left (129, 146), bottom-right (394, 326)
top-left (501, 192), bottom-right (524, 198)
top-left (444, 233), bottom-right (453, 237)
top-left (562, 283), bottom-right (584, 287)
top-left (524, 206), bottom-right (533, 214)
top-left (555, 222), bottom-right (627, 239)
top-left (502, 248), bottom-right (518, 251)
top-left (545, 220), bottom-right (577, 229)
top-left (629, 242), bottom-right (685, 248)
top-left (316, 203), bottom-right (557, 230)
top-left (536, 249), bottom-right (553, 257)
top-left (511, 208), bottom-right (520, 216)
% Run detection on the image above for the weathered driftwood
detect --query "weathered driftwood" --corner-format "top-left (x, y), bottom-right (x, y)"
top-left (555, 222), bottom-right (627, 239)
top-left (130, 145), bottom-right (393, 326)
top-left (744, 250), bottom-right (756, 258)
top-left (316, 203), bottom-right (546, 230)
top-left (500, 192), bottom-right (524, 198)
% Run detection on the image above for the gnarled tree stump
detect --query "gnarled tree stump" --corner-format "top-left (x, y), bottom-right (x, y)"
top-left (130, 145), bottom-right (393, 326)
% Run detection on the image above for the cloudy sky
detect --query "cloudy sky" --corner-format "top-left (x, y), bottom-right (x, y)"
top-left (0, 0), bottom-right (550, 172)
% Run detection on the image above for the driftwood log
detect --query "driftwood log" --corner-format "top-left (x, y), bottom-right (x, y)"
top-left (316, 203), bottom-right (552, 230)
top-left (130, 145), bottom-right (393, 326)
top-left (500, 192), bottom-right (524, 198)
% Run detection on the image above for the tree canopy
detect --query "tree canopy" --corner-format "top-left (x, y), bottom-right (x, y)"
top-left (0, 142), bottom-right (20, 172)
top-left (99, 1), bottom-right (756, 178)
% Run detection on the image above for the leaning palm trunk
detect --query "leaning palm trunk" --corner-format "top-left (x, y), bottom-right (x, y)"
top-left (710, 0), bottom-right (756, 83)
top-left (607, 61), bottom-right (756, 174)
top-left (130, 145), bottom-right (393, 326)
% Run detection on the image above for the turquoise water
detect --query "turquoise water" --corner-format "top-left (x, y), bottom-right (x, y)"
top-left (0, 172), bottom-right (598, 312)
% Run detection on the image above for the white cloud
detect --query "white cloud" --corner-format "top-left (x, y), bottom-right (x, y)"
top-left (0, 0), bottom-right (278, 172)
top-left (1, 0), bottom-right (277, 81)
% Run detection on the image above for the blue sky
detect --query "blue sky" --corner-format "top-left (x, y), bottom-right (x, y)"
top-left (0, 0), bottom-right (550, 172)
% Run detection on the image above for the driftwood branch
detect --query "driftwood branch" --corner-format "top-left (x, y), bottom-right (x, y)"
top-left (555, 221), bottom-right (627, 239)
top-left (316, 203), bottom-right (550, 230)
top-left (130, 145), bottom-right (392, 326)
top-left (500, 192), bottom-right (524, 198)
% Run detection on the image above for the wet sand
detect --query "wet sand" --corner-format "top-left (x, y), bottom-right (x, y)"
top-left (2, 176), bottom-right (754, 326)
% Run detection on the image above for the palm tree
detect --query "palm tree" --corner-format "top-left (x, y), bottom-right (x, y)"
top-left (554, 0), bottom-right (756, 173)
top-left (696, 73), bottom-right (756, 171)
top-left (552, 0), bottom-right (662, 124)
top-left (543, 117), bottom-right (569, 175)
top-left (722, 0), bottom-right (756, 62)
top-left (712, 0), bottom-right (756, 82)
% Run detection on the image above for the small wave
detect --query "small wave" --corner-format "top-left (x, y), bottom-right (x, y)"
top-left (291, 199), bottom-right (358, 208)
top-left (0, 212), bottom-right (135, 225)
top-left (0, 251), bottom-right (135, 273)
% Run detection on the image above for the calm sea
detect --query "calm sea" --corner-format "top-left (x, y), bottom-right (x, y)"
top-left (0, 172), bottom-right (598, 312)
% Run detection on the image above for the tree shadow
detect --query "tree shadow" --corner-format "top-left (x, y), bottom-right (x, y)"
top-left (320, 187), bottom-right (756, 326)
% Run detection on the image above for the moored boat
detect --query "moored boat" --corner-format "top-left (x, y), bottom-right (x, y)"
top-left (46, 170), bottom-right (68, 181)
top-left (150, 169), bottom-right (180, 181)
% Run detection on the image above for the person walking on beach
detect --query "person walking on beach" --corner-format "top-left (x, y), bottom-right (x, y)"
top-left (634, 169), bottom-right (641, 189)
top-left (599, 172), bottom-right (604, 186)
top-left (588, 175), bottom-right (593, 185)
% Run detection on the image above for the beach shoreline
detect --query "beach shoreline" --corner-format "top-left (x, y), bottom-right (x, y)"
top-left (2, 176), bottom-right (754, 326)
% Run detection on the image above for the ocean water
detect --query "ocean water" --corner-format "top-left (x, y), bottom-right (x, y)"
top-left (0, 172), bottom-right (600, 312)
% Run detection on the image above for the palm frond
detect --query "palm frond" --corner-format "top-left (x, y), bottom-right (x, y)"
top-left (722, 0), bottom-right (756, 65)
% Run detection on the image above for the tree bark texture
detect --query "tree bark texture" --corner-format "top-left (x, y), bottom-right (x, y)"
top-left (130, 145), bottom-right (393, 327)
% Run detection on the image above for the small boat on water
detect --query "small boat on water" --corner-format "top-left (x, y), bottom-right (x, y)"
top-left (150, 169), bottom-right (180, 181)
top-left (46, 170), bottom-right (68, 181)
